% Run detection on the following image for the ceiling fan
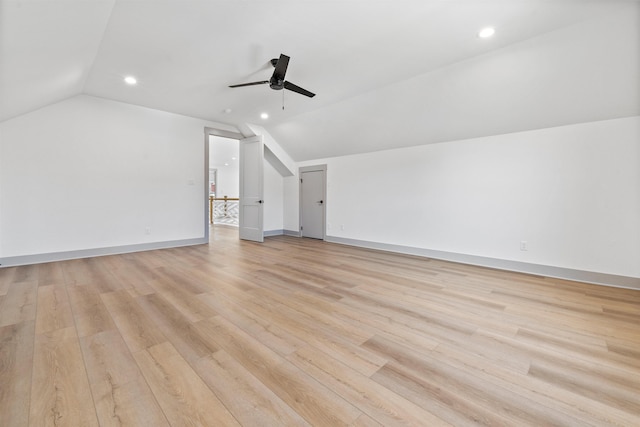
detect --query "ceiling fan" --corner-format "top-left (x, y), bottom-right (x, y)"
top-left (229, 54), bottom-right (315, 98)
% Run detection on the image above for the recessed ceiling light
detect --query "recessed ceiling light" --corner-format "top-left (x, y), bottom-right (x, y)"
top-left (223, 108), bottom-right (232, 114)
top-left (231, 157), bottom-right (236, 160)
top-left (478, 27), bottom-right (495, 38)
top-left (124, 76), bottom-right (137, 85)
top-left (224, 163), bottom-right (229, 166)
top-left (260, 113), bottom-right (269, 120)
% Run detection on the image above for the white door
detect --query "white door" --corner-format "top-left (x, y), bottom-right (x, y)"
top-left (300, 168), bottom-right (325, 239)
top-left (239, 135), bottom-right (264, 242)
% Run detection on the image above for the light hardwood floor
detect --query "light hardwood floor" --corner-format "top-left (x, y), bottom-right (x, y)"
top-left (1, 226), bottom-right (639, 426)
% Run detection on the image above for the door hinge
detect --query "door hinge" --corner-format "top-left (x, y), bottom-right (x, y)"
top-left (300, 178), bottom-right (303, 183)
top-left (301, 226), bottom-right (303, 230)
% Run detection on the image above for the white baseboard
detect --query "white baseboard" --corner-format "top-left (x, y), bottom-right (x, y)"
top-left (324, 236), bottom-right (640, 290)
top-left (263, 229), bottom-right (285, 237)
top-left (0, 238), bottom-right (207, 268)
top-left (5, 233), bottom-right (637, 291)
top-left (265, 229), bottom-right (303, 237)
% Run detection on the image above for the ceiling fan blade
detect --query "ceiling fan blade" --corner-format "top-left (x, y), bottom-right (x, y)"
top-left (229, 80), bottom-right (269, 88)
top-left (272, 54), bottom-right (290, 82)
top-left (284, 81), bottom-right (315, 98)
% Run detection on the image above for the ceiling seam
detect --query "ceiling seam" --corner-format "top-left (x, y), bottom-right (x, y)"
top-left (80, 0), bottom-right (119, 94)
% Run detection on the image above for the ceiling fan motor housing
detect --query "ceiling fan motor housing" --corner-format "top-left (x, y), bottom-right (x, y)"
top-left (270, 78), bottom-right (284, 90)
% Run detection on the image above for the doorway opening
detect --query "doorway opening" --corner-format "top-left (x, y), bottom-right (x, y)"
top-left (204, 127), bottom-right (244, 243)
top-left (209, 135), bottom-right (240, 227)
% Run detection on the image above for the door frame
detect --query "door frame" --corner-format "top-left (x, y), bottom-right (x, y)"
top-left (299, 164), bottom-right (327, 240)
top-left (204, 127), bottom-right (244, 243)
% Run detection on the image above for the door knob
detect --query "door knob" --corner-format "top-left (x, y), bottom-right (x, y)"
top-left (258, 200), bottom-right (263, 204)
top-left (318, 200), bottom-right (323, 204)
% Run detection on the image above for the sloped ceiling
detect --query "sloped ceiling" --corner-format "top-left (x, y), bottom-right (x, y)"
top-left (1, 0), bottom-right (638, 161)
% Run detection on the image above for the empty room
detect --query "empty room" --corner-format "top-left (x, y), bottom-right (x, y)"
top-left (1, 0), bottom-right (639, 426)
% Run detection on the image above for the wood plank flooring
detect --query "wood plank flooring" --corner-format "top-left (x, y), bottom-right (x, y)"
top-left (1, 226), bottom-right (639, 426)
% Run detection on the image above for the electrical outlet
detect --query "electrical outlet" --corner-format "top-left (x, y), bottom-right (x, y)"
top-left (145, 227), bottom-right (151, 235)
top-left (520, 241), bottom-right (528, 251)
top-left (340, 224), bottom-right (344, 231)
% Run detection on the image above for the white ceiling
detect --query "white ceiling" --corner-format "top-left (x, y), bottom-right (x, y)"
top-left (1, 0), bottom-right (638, 161)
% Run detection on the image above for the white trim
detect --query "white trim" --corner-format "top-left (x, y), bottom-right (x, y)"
top-left (204, 127), bottom-right (244, 140)
top-left (0, 238), bottom-right (207, 268)
top-left (284, 229), bottom-right (301, 237)
top-left (325, 236), bottom-right (640, 290)
top-left (204, 129), bottom-right (210, 243)
top-left (264, 229), bottom-right (285, 237)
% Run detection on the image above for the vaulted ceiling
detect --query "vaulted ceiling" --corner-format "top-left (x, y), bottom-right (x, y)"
top-left (1, 0), bottom-right (638, 160)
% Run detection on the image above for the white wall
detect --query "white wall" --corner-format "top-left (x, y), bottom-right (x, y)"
top-left (289, 116), bottom-right (640, 279)
top-left (246, 124), bottom-right (295, 176)
top-left (214, 166), bottom-right (239, 198)
top-left (0, 126), bottom-right (3, 256)
top-left (0, 94), bottom-right (237, 259)
top-left (283, 174), bottom-right (299, 233)
top-left (264, 159), bottom-right (284, 232)
top-left (209, 135), bottom-right (240, 198)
